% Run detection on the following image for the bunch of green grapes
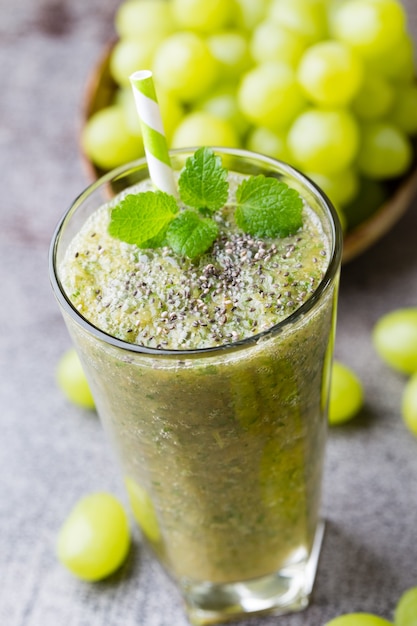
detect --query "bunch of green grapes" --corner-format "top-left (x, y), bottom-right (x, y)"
top-left (81, 0), bottom-right (417, 229)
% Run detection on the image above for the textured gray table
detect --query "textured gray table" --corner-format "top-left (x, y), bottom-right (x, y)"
top-left (1, 1), bottom-right (417, 625)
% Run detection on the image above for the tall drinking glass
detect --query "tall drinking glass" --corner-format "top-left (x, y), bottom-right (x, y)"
top-left (49, 148), bottom-right (342, 625)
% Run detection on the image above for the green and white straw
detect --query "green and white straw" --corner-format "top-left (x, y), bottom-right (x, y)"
top-left (130, 70), bottom-right (177, 196)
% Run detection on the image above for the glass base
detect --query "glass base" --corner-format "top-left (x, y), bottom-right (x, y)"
top-left (181, 521), bottom-right (325, 626)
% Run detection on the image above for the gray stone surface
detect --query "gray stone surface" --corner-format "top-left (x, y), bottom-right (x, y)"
top-left (1, 1), bottom-right (417, 625)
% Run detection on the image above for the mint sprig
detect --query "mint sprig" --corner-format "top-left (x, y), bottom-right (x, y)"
top-left (108, 148), bottom-right (304, 259)
top-left (235, 175), bottom-right (303, 238)
top-left (108, 191), bottom-right (178, 246)
top-left (178, 147), bottom-right (228, 214)
top-left (166, 210), bottom-right (219, 258)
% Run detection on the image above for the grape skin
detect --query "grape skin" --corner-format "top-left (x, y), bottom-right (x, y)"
top-left (57, 493), bottom-right (131, 581)
top-left (395, 586), bottom-right (417, 625)
top-left (171, 111), bottom-right (239, 149)
top-left (287, 109), bottom-right (360, 175)
top-left (56, 348), bottom-right (95, 410)
top-left (328, 360), bottom-right (364, 425)
top-left (357, 122), bottom-right (413, 180)
top-left (401, 375), bottom-right (417, 437)
top-left (81, 106), bottom-right (144, 171)
top-left (297, 40), bottom-right (364, 107)
top-left (373, 309), bottom-right (417, 375)
top-left (237, 61), bottom-right (305, 130)
top-left (325, 615), bottom-right (393, 626)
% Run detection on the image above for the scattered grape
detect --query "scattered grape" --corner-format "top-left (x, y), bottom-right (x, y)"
top-left (372, 308), bottom-right (417, 375)
top-left (395, 586), bottom-right (417, 626)
top-left (237, 62), bottom-right (305, 130)
top-left (152, 32), bottom-right (218, 102)
top-left (328, 360), bottom-right (364, 425)
top-left (297, 40), bottom-right (363, 107)
top-left (287, 109), bottom-right (360, 175)
top-left (57, 493), bottom-right (130, 581)
top-left (81, 105), bottom-right (144, 171)
top-left (401, 375), bottom-right (417, 437)
top-left (56, 348), bottom-right (95, 410)
top-left (325, 615), bottom-right (393, 626)
top-left (125, 477), bottom-right (161, 543)
top-left (357, 122), bottom-right (413, 180)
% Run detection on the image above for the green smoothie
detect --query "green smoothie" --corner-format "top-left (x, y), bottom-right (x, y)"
top-left (51, 148), bottom-right (341, 621)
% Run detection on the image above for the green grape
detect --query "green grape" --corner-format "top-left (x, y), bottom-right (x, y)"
top-left (297, 41), bottom-right (364, 107)
top-left (365, 34), bottom-right (415, 83)
top-left (245, 126), bottom-right (291, 162)
top-left (402, 375), bottom-right (417, 437)
top-left (81, 105), bottom-right (144, 170)
top-left (269, 0), bottom-right (328, 44)
top-left (57, 493), bottom-right (131, 581)
top-left (116, 88), bottom-right (142, 137)
top-left (395, 586), bottom-right (417, 625)
top-left (352, 74), bottom-right (394, 121)
top-left (152, 32), bottom-right (218, 103)
top-left (154, 88), bottom-right (185, 142)
top-left (171, 111), bottom-right (240, 149)
top-left (125, 476), bottom-right (161, 543)
top-left (109, 37), bottom-right (163, 88)
top-left (372, 308), bottom-right (417, 375)
top-left (171, 0), bottom-right (233, 33)
top-left (325, 615), bottom-right (393, 626)
top-left (306, 168), bottom-right (359, 208)
top-left (56, 348), bottom-right (95, 410)
top-left (115, 0), bottom-right (173, 39)
top-left (250, 20), bottom-right (308, 67)
top-left (357, 122), bottom-right (412, 180)
top-left (343, 176), bottom-right (388, 230)
top-left (287, 109), bottom-right (360, 175)
top-left (388, 85), bottom-right (417, 135)
top-left (234, 0), bottom-right (272, 31)
top-left (328, 360), bottom-right (364, 425)
top-left (199, 90), bottom-right (249, 138)
top-left (207, 31), bottom-right (251, 79)
top-left (330, 0), bottom-right (407, 60)
top-left (237, 62), bottom-right (306, 131)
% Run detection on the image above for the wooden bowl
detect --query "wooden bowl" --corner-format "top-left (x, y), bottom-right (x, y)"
top-left (81, 44), bottom-right (417, 264)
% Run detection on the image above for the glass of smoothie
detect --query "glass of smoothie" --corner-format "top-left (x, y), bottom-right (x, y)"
top-left (49, 147), bottom-right (342, 625)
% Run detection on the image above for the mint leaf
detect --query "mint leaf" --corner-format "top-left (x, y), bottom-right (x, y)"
top-left (166, 210), bottom-right (219, 258)
top-left (235, 175), bottom-right (303, 238)
top-left (178, 147), bottom-right (229, 213)
top-left (108, 191), bottom-right (178, 245)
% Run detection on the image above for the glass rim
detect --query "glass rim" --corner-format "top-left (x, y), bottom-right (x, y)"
top-left (49, 147), bottom-right (343, 358)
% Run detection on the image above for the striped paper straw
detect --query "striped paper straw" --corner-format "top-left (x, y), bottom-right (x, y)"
top-left (130, 70), bottom-right (177, 196)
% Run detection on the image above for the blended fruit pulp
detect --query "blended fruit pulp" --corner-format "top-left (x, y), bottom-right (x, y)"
top-left (58, 170), bottom-right (335, 585)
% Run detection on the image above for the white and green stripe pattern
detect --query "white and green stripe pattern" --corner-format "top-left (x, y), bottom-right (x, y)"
top-left (130, 70), bottom-right (177, 196)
